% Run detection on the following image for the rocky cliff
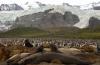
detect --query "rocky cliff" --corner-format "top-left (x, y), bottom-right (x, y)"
top-left (14, 10), bottom-right (79, 28)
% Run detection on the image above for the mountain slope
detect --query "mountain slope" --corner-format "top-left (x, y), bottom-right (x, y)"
top-left (14, 10), bottom-right (79, 28)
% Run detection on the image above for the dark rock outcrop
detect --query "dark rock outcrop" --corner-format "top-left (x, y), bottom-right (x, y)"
top-left (15, 9), bottom-right (79, 29)
top-left (89, 17), bottom-right (100, 28)
top-left (63, 11), bottom-right (79, 25)
top-left (93, 6), bottom-right (100, 10)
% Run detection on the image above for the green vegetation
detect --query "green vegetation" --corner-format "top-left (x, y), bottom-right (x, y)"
top-left (0, 27), bottom-right (100, 39)
top-left (0, 27), bottom-right (49, 38)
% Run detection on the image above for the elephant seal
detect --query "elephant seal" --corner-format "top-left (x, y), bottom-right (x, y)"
top-left (6, 53), bottom-right (31, 65)
top-left (49, 44), bottom-right (62, 53)
top-left (35, 45), bottom-right (44, 53)
top-left (24, 39), bottom-right (33, 47)
top-left (16, 52), bottom-right (92, 65)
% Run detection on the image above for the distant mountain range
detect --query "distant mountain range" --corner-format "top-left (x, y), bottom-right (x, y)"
top-left (0, 2), bottom-right (100, 31)
top-left (0, 2), bottom-right (100, 11)
top-left (0, 3), bottom-right (24, 11)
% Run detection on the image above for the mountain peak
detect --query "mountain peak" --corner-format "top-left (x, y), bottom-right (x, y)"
top-left (0, 3), bottom-right (24, 11)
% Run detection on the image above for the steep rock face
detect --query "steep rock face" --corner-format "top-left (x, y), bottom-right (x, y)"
top-left (63, 11), bottom-right (79, 25)
top-left (89, 17), bottom-right (100, 28)
top-left (0, 4), bottom-right (24, 11)
top-left (93, 6), bottom-right (100, 10)
top-left (15, 10), bottom-right (79, 28)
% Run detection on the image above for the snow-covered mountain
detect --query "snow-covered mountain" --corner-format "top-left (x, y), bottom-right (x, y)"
top-left (0, 3), bottom-right (24, 11)
top-left (80, 1), bottom-right (100, 10)
top-left (0, 2), bottom-right (100, 31)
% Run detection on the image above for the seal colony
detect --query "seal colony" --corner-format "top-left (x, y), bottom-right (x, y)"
top-left (0, 38), bottom-right (99, 65)
top-left (6, 41), bottom-right (92, 65)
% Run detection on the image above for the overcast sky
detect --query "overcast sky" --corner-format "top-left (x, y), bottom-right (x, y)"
top-left (0, 0), bottom-right (100, 5)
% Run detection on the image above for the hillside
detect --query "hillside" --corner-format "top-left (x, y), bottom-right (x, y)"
top-left (0, 27), bottom-right (49, 38)
top-left (0, 27), bottom-right (100, 39)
